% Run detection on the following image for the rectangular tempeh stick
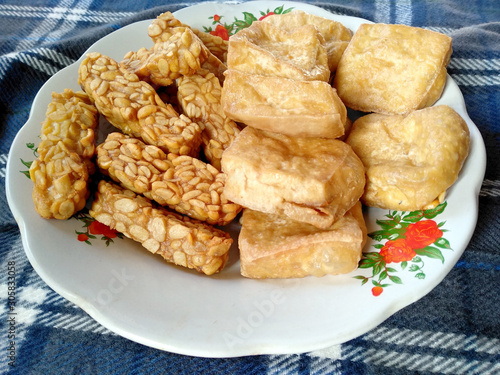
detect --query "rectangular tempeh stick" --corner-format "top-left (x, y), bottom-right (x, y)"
top-left (78, 52), bottom-right (202, 156)
top-left (90, 180), bottom-right (233, 275)
top-left (96, 132), bottom-right (241, 226)
top-left (29, 89), bottom-right (98, 219)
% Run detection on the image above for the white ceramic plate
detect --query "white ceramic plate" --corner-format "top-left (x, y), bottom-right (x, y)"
top-left (6, 1), bottom-right (486, 357)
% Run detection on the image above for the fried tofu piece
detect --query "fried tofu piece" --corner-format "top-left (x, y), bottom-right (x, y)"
top-left (221, 127), bottom-right (365, 229)
top-left (345, 105), bottom-right (470, 210)
top-left (239, 202), bottom-right (366, 279)
top-left (227, 21), bottom-right (329, 82)
top-left (263, 10), bottom-right (352, 71)
top-left (333, 23), bottom-right (452, 115)
top-left (221, 69), bottom-right (346, 138)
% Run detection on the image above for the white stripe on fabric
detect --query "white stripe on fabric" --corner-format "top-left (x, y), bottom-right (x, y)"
top-left (451, 73), bottom-right (500, 86)
top-left (0, 48), bottom-right (75, 79)
top-left (450, 58), bottom-right (500, 71)
top-left (308, 345), bottom-right (342, 360)
top-left (0, 4), bottom-right (134, 22)
top-left (36, 310), bottom-right (114, 334)
top-left (395, 0), bottom-right (412, 25)
top-left (374, 0), bottom-right (391, 24)
top-left (480, 179), bottom-right (500, 197)
top-left (364, 326), bottom-right (500, 355)
top-left (343, 345), bottom-right (499, 374)
top-left (267, 354), bottom-right (300, 375)
top-left (15, 0), bottom-right (89, 51)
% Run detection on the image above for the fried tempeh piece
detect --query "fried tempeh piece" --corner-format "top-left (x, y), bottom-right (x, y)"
top-left (96, 132), bottom-right (241, 225)
top-left (177, 69), bottom-right (241, 170)
top-left (90, 180), bottom-right (232, 275)
top-left (121, 27), bottom-right (209, 87)
top-left (125, 11), bottom-right (226, 85)
top-left (148, 11), bottom-right (228, 63)
top-left (29, 89), bottom-right (98, 219)
top-left (78, 52), bottom-right (202, 156)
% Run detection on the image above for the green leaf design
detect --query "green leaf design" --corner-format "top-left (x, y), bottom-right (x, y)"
top-left (363, 252), bottom-right (385, 261)
top-left (388, 275), bottom-right (403, 284)
top-left (415, 272), bottom-right (426, 280)
top-left (402, 210), bottom-right (424, 222)
top-left (423, 202), bottom-right (447, 219)
top-left (242, 11), bottom-right (257, 25)
top-left (414, 246), bottom-right (445, 263)
top-left (408, 264), bottom-right (421, 272)
top-left (359, 260), bottom-right (377, 269)
top-left (434, 237), bottom-right (452, 249)
top-left (379, 270), bottom-right (388, 281)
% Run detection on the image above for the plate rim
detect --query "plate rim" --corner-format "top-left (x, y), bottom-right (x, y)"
top-left (6, 1), bottom-right (487, 358)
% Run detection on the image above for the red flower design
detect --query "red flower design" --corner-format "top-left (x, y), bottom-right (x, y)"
top-left (405, 220), bottom-right (443, 249)
top-left (259, 11), bottom-right (275, 21)
top-left (77, 233), bottom-right (89, 242)
top-left (213, 14), bottom-right (221, 22)
top-left (371, 286), bottom-right (383, 297)
top-left (89, 220), bottom-right (117, 238)
top-left (210, 24), bottom-right (229, 40)
top-left (380, 238), bottom-right (416, 263)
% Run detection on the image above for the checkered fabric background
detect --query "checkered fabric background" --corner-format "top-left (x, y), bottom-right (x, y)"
top-left (1, 0), bottom-right (499, 374)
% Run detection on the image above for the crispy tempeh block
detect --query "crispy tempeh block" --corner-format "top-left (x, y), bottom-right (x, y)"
top-left (148, 11), bottom-right (228, 63)
top-left (78, 52), bottom-right (202, 156)
top-left (177, 69), bottom-right (241, 170)
top-left (29, 89), bottom-right (98, 219)
top-left (121, 27), bottom-right (209, 87)
top-left (90, 180), bottom-right (232, 275)
top-left (96, 132), bottom-right (242, 225)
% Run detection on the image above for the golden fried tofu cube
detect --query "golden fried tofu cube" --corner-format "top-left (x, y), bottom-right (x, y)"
top-left (263, 10), bottom-right (352, 71)
top-left (239, 202), bottom-right (366, 279)
top-left (221, 127), bottom-right (365, 229)
top-left (221, 69), bottom-right (347, 138)
top-left (227, 21), bottom-right (330, 82)
top-left (333, 23), bottom-right (452, 114)
top-left (346, 105), bottom-right (470, 210)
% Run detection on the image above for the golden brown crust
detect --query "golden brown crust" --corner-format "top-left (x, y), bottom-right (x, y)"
top-left (29, 89), bottom-right (98, 219)
top-left (333, 23), bottom-right (452, 114)
top-left (239, 202), bottom-right (366, 278)
top-left (221, 127), bottom-right (365, 229)
top-left (96, 132), bottom-right (241, 225)
top-left (90, 180), bottom-right (232, 275)
top-left (221, 69), bottom-right (346, 138)
top-left (346, 105), bottom-right (470, 210)
top-left (227, 21), bottom-right (330, 82)
top-left (177, 69), bottom-right (241, 170)
top-left (78, 52), bottom-right (202, 156)
top-left (263, 10), bottom-right (352, 71)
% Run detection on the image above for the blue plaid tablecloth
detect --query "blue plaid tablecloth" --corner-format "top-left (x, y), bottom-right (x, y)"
top-left (1, 0), bottom-right (499, 374)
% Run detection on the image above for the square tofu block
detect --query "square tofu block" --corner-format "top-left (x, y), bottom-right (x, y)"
top-left (239, 202), bottom-right (367, 278)
top-left (222, 69), bottom-right (347, 138)
top-left (346, 105), bottom-right (470, 210)
top-left (263, 10), bottom-right (352, 71)
top-left (227, 21), bottom-right (330, 82)
top-left (333, 23), bottom-right (452, 114)
top-left (221, 127), bottom-right (365, 229)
